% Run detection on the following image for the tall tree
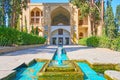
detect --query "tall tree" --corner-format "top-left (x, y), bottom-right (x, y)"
top-left (70, 0), bottom-right (103, 36)
top-left (10, 0), bottom-right (28, 28)
top-left (0, 0), bottom-right (6, 26)
top-left (0, 0), bottom-right (28, 28)
top-left (115, 4), bottom-right (120, 33)
top-left (105, 0), bottom-right (117, 39)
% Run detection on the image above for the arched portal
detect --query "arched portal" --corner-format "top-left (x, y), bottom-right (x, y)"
top-left (51, 6), bottom-right (70, 26)
top-left (51, 29), bottom-right (70, 45)
top-left (50, 6), bottom-right (71, 45)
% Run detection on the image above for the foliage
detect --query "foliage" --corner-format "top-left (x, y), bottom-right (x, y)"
top-left (31, 25), bottom-right (35, 34)
top-left (86, 36), bottom-right (100, 47)
top-left (0, 27), bottom-right (46, 46)
top-left (70, 0), bottom-right (102, 35)
top-left (105, 0), bottom-right (117, 39)
top-left (99, 36), bottom-right (111, 48)
top-left (35, 27), bottom-right (39, 35)
top-left (0, 0), bottom-right (28, 28)
top-left (79, 36), bottom-right (120, 51)
top-left (115, 5), bottom-right (120, 28)
top-left (111, 37), bottom-right (120, 51)
top-left (78, 38), bottom-right (87, 46)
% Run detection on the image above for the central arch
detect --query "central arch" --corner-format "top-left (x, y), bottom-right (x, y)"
top-left (51, 6), bottom-right (70, 26)
top-left (50, 6), bottom-right (71, 45)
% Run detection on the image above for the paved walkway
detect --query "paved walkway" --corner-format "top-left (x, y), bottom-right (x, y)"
top-left (0, 45), bottom-right (120, 79)
top-left (65, 45), bottom-right (120, 64)
top-left (0, 45), bottom-right (57, 79)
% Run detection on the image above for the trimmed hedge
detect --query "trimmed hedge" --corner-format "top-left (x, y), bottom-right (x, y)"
top-left (0, 27), bottom-right (46, 46)
top-left (99, 36), bottom-right (111, 48)
top-left (78, 36), bottom-right (120, 51)
top-left (86, 36), bottom-right (100, 47)
top-left (78, 37), bottom-right (87, 46)
top-left (111, 37), bottom-right (120, 51)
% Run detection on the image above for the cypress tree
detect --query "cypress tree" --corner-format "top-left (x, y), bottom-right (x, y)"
top-left (115, 4), bottom-right (120, 33)
top-left (105, 0), bottom-right (117, 40)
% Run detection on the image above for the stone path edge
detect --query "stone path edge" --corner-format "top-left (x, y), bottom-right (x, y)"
top-left (0, 44), bottom-right (45, 54)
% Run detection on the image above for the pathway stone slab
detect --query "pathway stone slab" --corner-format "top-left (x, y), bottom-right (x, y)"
top-left (65, 45), bottom-right (120, 64)
top-left (0, 70), bottom-right (15, 80)
top-left (105, 70), bottom-right (120, 80)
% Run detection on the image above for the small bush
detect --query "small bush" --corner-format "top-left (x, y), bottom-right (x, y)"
top-left (111, 37), bottom-right (120, 51)
top-left (99, 36), bottom-right (111, 48)
top-left (78, 38), bottom-right (87, 46)
top-left (86, 36), bottom-right (100, 47)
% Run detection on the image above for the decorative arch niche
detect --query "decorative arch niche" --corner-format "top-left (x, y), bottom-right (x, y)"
top-left (51, 6), bottom-right (70, 26)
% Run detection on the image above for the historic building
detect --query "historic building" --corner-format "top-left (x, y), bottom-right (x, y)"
top-left (20, 0), bottom-right (102, 45)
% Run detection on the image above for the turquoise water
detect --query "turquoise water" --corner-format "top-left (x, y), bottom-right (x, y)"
top-left (52, 46), bottom-right (68, 66)
top-left (14, 46), bottom-right (106, 80)
top-left (14, 62), bottom-right (45, 80)
top-left (77, 62), bottom-right (106, 80)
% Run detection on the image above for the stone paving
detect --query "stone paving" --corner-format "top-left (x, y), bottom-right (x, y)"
top-left (105, 70), bottom-right (120, 79)
top-left (0, 45), bottom-right (57, 79)
top-left (0, 45), bottom-right (120, 79)
top-left (65, 45), bottom-right (120, 64)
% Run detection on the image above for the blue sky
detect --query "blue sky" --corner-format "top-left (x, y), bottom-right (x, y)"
top-left (105, 0), bottom-right (120, 15)
top-left (31, 0), bottom-right (120, 15)
top-left (31, 0), bottom-right (69, 3)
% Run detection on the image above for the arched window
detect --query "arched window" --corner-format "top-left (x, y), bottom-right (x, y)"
top-left (36, 11), bottom-right (40, 16)
top-left (31, 11), bottom-right (34, 17)
top-left (36, 18), bottom-right (39, 23)
top-left (79, 32), bottom-right (83, 36)
top-left (58, 29), bottom-right (63, 35)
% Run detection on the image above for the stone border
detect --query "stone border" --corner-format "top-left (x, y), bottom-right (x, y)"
top-left (104, 70), bottom-right (120, 80)
top-left (0, 44), bottom-right (45, 54)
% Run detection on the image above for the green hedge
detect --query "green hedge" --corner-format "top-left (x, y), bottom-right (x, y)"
top-left (99, 36), bottom-right (111, 48)
top-left (111, 37), bottom-right (120, 51)
top-left (0, 27), bottom-right (46, 46)
top-left (78, 38), bottom-right (87, 46)
top-left (78, 36), bottom-right (120, 51)
top-left (86, 36), bottom-right (100, 47)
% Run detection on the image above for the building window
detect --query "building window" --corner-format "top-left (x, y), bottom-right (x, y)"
top-left (31, 11), bottom-right (34, 17)
top-left (31, 18), bottom-right (34, 23)
top-left (36, 11), bottom-right (40, 16)
top-left (79, 32), bottom-right (83, 36)
top-left (79, 20), bottom-right (83, 25)
top-left (58, 29), bottom-right (63, 35)
top-left (36, 18), bottom-right (39, 23)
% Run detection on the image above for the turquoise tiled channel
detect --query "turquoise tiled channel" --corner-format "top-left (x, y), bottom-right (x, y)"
top-left (77, 62), bottom-right (106, 80)
top-left (14, 62), bottom-right (45, 80)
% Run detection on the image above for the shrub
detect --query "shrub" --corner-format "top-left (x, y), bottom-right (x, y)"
top-left (111, 37), bottom-right (120, 51)
top-left (99, 36), bottom-right (111, 48)
top-left (78, 38), bottom-right (87, 46)
top-left (86, 36), bottom-right (100, 47)
top-left (0, 27), bottom-right (19, 46)
top-left (0, 27), bottom-right (46, 46)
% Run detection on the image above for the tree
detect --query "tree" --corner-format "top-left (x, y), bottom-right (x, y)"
top-left (105, 0), bottom-right (117, 39)
top-left (70, 0), bottom-right (103, 36)
top-left (35, 27), bottom-right (39, 35)
top-left (0, 0), bottom-right (28, 28)
top-left (10, 0), bottom-right (28, 28)
top-left (115, 4), bottom-right (120, 33)
top-left (31, 25), bottom-right (35, 34)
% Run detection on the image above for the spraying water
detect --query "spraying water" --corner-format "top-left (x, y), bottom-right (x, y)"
top-left (57, 46), bottom-right (63, 65)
